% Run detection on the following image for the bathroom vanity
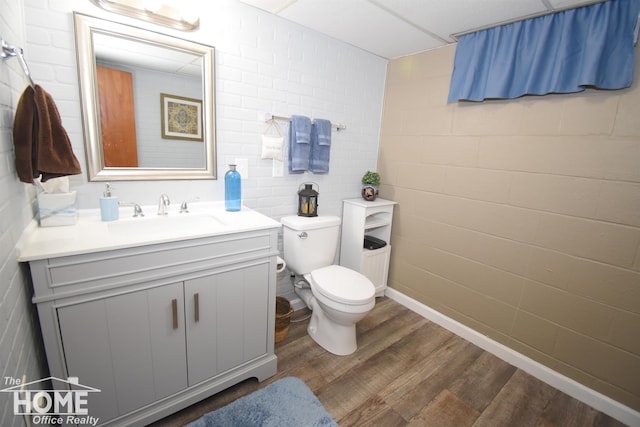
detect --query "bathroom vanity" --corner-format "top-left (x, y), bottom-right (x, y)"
top-left (17, 205), bottom-right (280, 426)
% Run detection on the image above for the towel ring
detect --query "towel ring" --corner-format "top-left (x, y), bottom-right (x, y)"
top-left (1, 37), bottom-right (35, 88)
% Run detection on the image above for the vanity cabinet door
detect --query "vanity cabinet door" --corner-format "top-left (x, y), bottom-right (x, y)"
top-left (57, 282), bottom-right (187, 421)
top-left (185, 263), bottom-right (270, 385)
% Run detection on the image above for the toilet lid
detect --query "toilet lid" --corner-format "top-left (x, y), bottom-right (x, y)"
top-left (311, 265), bottom-right (375, 304)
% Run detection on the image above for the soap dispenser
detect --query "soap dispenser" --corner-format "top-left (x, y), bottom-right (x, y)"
top-left (100, 183), bottom-right (119, 222)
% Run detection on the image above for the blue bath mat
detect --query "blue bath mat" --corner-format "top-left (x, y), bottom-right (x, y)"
top-left (186, 377), bottom-right (338, 427)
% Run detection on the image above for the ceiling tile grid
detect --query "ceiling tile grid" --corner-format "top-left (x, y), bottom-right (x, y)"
top-left (238, 0), bottom-right (605, 58)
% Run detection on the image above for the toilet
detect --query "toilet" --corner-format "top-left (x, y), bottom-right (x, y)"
top-left (281, 215), bottom-right (375, 356)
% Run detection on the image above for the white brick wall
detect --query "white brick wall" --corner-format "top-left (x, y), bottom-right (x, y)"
top-left (22, 0), bottom-right (386, 215)
top-left (0, 0), bottom-right (49, 424)
top-left (10, 0), bottom-right (386, 332)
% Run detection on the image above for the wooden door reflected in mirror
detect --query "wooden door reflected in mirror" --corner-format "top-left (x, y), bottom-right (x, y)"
top-left (96, 65), bottom-right (138, 167)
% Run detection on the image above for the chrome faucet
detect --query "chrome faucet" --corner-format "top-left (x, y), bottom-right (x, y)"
top-left (119, 201), bottom-right (144, 217)
top-left (132, 204), bottom-right (144, 217)
top-left (179, 197), bottom-right (200, 213)
top-left (157, 194), bottom-right (170, 216)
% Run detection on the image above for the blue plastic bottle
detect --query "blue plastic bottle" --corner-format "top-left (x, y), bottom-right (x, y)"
top-left (225, 164), bottom-right (241, 211)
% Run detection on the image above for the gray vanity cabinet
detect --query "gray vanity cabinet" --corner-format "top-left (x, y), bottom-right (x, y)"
top-left (184, 263), bottom-right (269, 385)
top-left (57, 282), bottom-right (188, 422)
top-left (28, 229), bottom-right (279, 426)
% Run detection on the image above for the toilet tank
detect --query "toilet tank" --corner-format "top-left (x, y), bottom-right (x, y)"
top-left (281, 215), bottom-right (341, 275)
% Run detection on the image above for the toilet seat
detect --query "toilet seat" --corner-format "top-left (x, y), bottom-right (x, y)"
top-left (310, 265), bottom-right (375, 305)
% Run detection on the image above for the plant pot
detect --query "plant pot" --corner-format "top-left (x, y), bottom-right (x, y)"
top-left (361, 184), bottom-right (378, 201)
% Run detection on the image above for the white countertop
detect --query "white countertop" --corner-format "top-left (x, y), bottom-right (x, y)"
top-left (16, 202), bottom-right (281, 261)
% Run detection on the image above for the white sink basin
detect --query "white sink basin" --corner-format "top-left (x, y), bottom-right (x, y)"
top-left (107, 214), bottom-right (225, 236)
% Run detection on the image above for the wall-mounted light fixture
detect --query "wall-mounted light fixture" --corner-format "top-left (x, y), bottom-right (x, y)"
top-left (89, 0), bottom-right (200, 31)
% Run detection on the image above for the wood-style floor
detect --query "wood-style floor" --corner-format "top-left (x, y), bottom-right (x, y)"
top-left (152, 297), bottom-right (627, 426)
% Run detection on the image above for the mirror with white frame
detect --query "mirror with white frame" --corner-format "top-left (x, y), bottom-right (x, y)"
top-left (74, 13), bottom-right (216, 181)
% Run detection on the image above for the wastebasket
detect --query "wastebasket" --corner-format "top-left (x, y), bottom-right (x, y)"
top-left (275, 296), bottom-right (293, 343)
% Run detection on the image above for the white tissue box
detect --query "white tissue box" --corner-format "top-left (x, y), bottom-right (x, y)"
top-left (37, 191), bottom-right (78, 227)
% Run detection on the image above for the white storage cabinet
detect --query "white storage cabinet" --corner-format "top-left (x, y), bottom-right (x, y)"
top-left (340, 198), bottom-right (397, 297)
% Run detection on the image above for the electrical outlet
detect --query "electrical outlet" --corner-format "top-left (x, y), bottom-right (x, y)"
top-left (235, 158), bottom-right (249, 179)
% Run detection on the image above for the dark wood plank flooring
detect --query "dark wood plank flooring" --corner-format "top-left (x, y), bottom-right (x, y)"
top-left (152, 297), bottom-right (627, 426)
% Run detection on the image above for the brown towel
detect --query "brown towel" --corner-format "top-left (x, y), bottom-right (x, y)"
top-left (13, 85), bottom-right (81, 183)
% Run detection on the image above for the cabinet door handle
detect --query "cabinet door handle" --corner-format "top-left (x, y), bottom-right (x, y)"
top-left (194, 293), bottom-right (200, 322)
top-left (171, 299), bottom-right (178, 329)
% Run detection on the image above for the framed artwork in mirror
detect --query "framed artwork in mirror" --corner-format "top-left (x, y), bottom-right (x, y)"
top-left (161, 93), bottom-right (203, 141)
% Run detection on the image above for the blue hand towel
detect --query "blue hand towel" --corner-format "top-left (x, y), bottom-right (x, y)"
top-left (310, 119), bottom-right (331, 173)
top-left (288, 115), bottom-right (312, 174)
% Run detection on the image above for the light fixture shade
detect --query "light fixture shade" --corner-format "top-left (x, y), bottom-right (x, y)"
top-left (179, 0), bottom-right (199, 25)
top-left (89, 0), bottom-right (200, 31)
top-left (143, 0), bottom-right (162, 12)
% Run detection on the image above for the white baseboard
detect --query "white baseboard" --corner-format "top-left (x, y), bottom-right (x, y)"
top-left (385, 288), bottom-right (640, 427)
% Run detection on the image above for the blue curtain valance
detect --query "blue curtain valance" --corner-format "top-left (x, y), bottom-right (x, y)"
top-left (448, 0), bottom-right (640, 102)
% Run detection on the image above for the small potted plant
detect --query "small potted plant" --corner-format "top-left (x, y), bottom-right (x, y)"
top-left (361, 171), bottom-right (380, 201)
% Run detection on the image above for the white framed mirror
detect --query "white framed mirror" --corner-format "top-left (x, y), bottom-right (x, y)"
top-left (74, 13), bottom-right (216, 181)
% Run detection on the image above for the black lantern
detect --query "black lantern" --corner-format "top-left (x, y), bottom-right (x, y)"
top-left (297, 183), bottom-right (319, 217)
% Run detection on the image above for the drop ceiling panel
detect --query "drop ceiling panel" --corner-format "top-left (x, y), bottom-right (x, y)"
top-left (279, 0), bottom-right (444, 58)
top-left (238, 0), bottom-right (296, 14)
top-left (94, 33), bottom-right (201, 76)
top-left (372, 0), bottom-right (548, 42)
top-left (237, 0), bottom-right (610, 59)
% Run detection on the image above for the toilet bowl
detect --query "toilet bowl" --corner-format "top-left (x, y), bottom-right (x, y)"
top-left (281, 215), bottom-right (376, 356)
top-left (295, 265), bottom-right (375, 355)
